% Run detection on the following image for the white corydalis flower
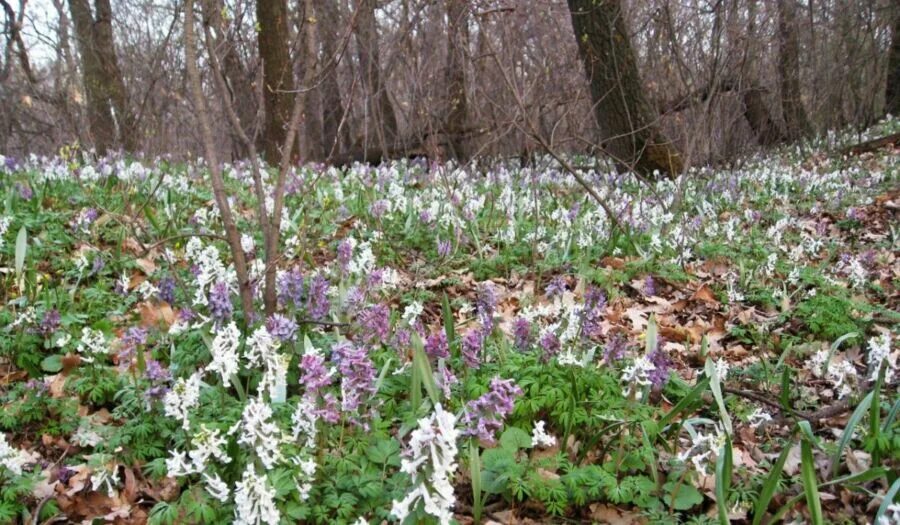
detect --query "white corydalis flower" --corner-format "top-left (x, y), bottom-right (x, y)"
top-left (206, 321), bottom-right (241, 384)
top-left (164, 372), bottom-right (203, 430)
top-left (867, 333), bottom-right (895, 383)
top-left (677, 423), bottom-right (727, 476)
top-left (76, 327), bottom-right (109, 363)
top-left (244, 326), bottom-right (285, 400)
top-left (621, 356), bottom-right (655, 400)
top-left (231, 397), bottom-right (283, 469)
top-left (233, 465), bottom-right (280, 525)
top-left (203, 473), bottom-right (230, 503)
top-left (391, 404), bottom-right (459, 525)
top-left (531, 421), bottom-right (557, 448)
top-left (0, 433), bottom-right (37, 476)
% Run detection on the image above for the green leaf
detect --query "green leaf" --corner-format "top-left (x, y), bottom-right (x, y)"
top-left (875, 477), bottom-right (900, 524)
top-left (411, 333), bottom-right (440, 406)
top-left (365, 438), bottom-right (400, 465)
top-left (659, 377), bottom-right (709, 431)
top-left (830, 390), bottom-right (873, 477)
top-left (499, 427), bottom-right (532, 451)
top-left (705, 358), bottom-right (732, 435)
top-left (14, 226), bottom-right (26, 279)
top-left (715, 434), bottom-right (733, 525)
top-left (470, 441), bottom-right (483, 524)
top-left (442, 292), bottom-right (456, 354)
top-left (40, 354), bottom-right (63, 373)
top-left (799, 421), bottom-right (824, 525)
top-left (664, 481), bottom-right (704, 510)
top-left (752, 440), bottom-right (792, 525)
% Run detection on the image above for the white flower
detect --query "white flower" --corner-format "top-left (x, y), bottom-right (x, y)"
top-left (531, 421), bottom-right (557, 448)
top-left (165, 449), bottom-right (198, 477)
top-left (206, 321), bottom-right (241, 384)
top-left (391, 404), bottom-right (459, 525)
top-left (867, 332), bottom-right (895, 383)
top-left (189, 425), bottom-right (231, 470)
top-left (621, 356), bottom-right (655, 400)
top-left (244, 326), bottom-right (285, 399)
top-left (291, 398), bottom-right (318, 449)
top-left (402, 301), bottom-right (424, 325)
top-left (233, 466), bottom-right (280, 525)
top-left (0, 433), bottom-right (37, 476)
top-left (203, 473), bottom-right (230, 503)
top-left (877, 503), bottom-right (900, 525)
top-left (241, 233), bottom-right (255, 253)
top-left (231, 398), bottom-right (283, 469)
top-left (677, 423), bottom-right (727, 476)
top-left (76, 327), bottom-right (109, 363)
top-left (747, 408), bottom-right (772, 429)
top-left (164, 372), bottom-right (203, 430)
top-left (136, 280), bottom-right (158, 300)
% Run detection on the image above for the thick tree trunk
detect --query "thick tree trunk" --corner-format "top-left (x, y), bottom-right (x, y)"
top-left (299, 0), bottom-right (325, 161)
top-left (778, 0), bottom-right (812, 139)
top-left (354, 0), bottom-right (399, 152)
top-left (256, 0), bottom-right (295, 161)
top-left (886, 10), bottom-right (900, 116)
top-left (92, 0), bottom-right (137, 152)
top-left (67, 0), bottom-right (117, 154)
top-left (566, 0), bottom-right (683, 177)
top-left (742, 86), bottom-right (785, 146)
top-left (317, 0), bottom-right (350, 158)
top-left (445, 0), bottom-right (469, 160)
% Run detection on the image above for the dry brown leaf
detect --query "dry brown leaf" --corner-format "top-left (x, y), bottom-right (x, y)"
top-left (690, 284), bottom-right (719, 305)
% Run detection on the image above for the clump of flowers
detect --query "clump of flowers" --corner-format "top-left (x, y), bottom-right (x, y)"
top-left (391, 404), bottom-right (459, 525)
top-left (461, 377), bottom-right (522, 444)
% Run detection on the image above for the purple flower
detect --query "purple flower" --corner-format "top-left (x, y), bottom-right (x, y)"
top-left (461, 330), bottom-right (483, 369)
top-left (513, 317), bottom-right (532, 351)
top-left (437, 239), bottom-right (452, 258)
top-left (581, 286), bottom-right (607, 339)
top-left (648, 347), bottom-right (672, 388)
top-left (539, 331), bottom-right (560, 360)
top-left (121, 327), bottom-right (148, 348)
top-left (436, 363), bottom-right (458, 399)
top-left (358, 304), bottom-right (390, 346)
top-left (3, 156), bottom-right (18, 172)
top-left (158, 277), bottom-right (176, 304)
top-left (306, 275), bottom-right (331, 321)
top-left (370, 199), bottom-right (389, 218)
top-left (40, 309), bottom-right (61, 336)
top-left (277, 267), bottom-right (305, 308)
top-left (643, 275), bottom-right (656, 297)
top-left (300, 353), bottom-right (333, 395)
top-left (16, 183), bottom-right (33, 200)
top-left (462, 377), bottom-right (523, 444)
top-left (344, 286), bottom-right (367, 313)
top-left (476, 283), bottom-right (496, 333)
top-left (90, 256), bottom-right (105, 276)
top-left (546, 276), bottom-right (567, 298)
top-left (318, 393), bottom-right (341, 424)
top-left (337, 239), bottom-right (353, 275)
top-left (208, 281), bottom-right (233, 322)
top-left (424, 332), bottom-right (450, 360)
top-left (266, 314), bottom-right (298, 342)
top-left (603, 334), bottom-right (627, 363)
top-left (145, 359), bottom-right (171, 383)
top-left (332, 342), bottom-right (376, 414)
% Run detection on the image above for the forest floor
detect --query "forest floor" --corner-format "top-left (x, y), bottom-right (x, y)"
top-left (0, 120), bottom-right (898, 525)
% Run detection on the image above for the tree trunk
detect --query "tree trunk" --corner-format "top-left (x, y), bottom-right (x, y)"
top-left (92, 0), bottom-right (137, 152)
top-left (354, 0), bottom-right (398, 153)
top-left (67, 0), bottom-right (117, 154)
top-left (299, 0), bottom-right (324, 161)
top-left (777, 0), bottom-right (812, 139)
top-left (886, 9), bottom-right (900, 116)
top-left (444, 0), bottom-right (469, 160)
top-left (742, 86), bottom-right (784, 146)
top-left (317, 0), bottom-right (350, 158)
top-left (566, 0), bottom-right (683, 177)
top-left (256, 0), bottom-right (295, 161)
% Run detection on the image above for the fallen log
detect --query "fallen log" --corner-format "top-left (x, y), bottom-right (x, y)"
top-left (840, 131), bottom-right (900, 156)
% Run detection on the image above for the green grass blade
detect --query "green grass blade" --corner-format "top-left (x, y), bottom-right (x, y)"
top-left (470, 440), bottom-right (483, 524)
top-left (411, 333), bottom-right (440, 405)
top-left (799, 421), bottom-right (824, 525)
top-left (659, 377), bottom-right (710, 431)
top-left (875, 477), bottom-right (900, 523)
top-left (14, 226), bottom-right (26, 278)
top-left (715, 434), bottom-right (733, 525)
top-left (752, 440), bottom-right (792, 525)
top-left (830, 390), bottom-right (872, 477)
top-left (705, 357), bottom-right (733, 435)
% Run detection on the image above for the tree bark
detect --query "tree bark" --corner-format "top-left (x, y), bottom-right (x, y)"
top-left (299, 0), bottom-right (324, 161)
top-left (92, 0), bottom-right (137, 152)
top-left (256, 0), bottom-right (295, 161)
top-left (67, 0), bottom-right (117, 154)
top-left (317, 0), bottom-right (350, 158)
top-left (444, 0), bottom-right (469, 160)
top-left (354, 0), bottom-right (398, 152)
top-left (886, 8), bottom-right (900, 116)
top-left (566, 0), bottom-right (683, 177)
top-left (777, 0), bottom-right (812, 139)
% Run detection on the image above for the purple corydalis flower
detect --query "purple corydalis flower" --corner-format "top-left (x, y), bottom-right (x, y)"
top-left (424, 332), bottom-right (450, 360)
top-left (306, 275), bottom-right (331, 321)
top-left (437, 239), bottom-right (452, 258)
top-left (539, 331), bottom-right (560, 360)
top-left (476, 283), bottom-right (497, 333)
top-left (462, 377), bottom-right (523, 444)
top-left (462, 330), bottom-right (483, 369)
top-left (337, 239), bottom-right (353, 274)
top-left (332, 342), bottom-right (377, 414)
top-left (145, 359), bottom-right (171, 383)
top-left (277, 267), bottom-right (304, 308)
top-left (4, 156), bottom-right (17, 172)
top-left (40, 309), bottom-right (61, 336)
top-left (90, 256), bottom-right (105, 276)
top-left (358, 304), bottom-right (390, 346)
top-left (546, 276), bottom-right (567, 298)
top-left (604, 334), bottom-right (627, 363)
top-left (158, 276), bottom-right (176, 304)
top-left (644, 276), bottom-right (656, 296)
top-left (16, 183), bottom-right (33, 200)
top-left (300, 353), bottom-right (333, 394)
top-left (318, 393), bottom-right (341, 424)
top-left (121, 326), bottom-right (148, 348)
top-left (513, 317), bottom-right (532, 351)
top-left (648, 347), bottom-right (672, 388)
top-left (266, 314), bottom-right (298, 342)
top-left (208, 281), bottom-right (233, 322)
top-left (370, 199), bottom-right (389, 218)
